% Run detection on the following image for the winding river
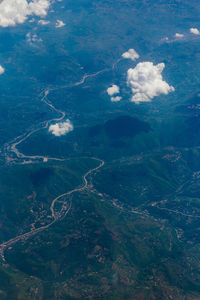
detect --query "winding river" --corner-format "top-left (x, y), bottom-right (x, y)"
top-left (0, 70), bottom-right (106, 262)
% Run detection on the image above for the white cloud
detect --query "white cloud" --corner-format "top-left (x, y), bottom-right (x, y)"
top-left (49, 120), bottom-right (73, 136)
top-left (38, 19), bottom-right (49, 25)
top-left (55, 19), bottom-right (65, 28)
top-left (29, 18), bottom-right (35, 23)
top-left (122, 48), bottom-right (140, 61)
top-left (0, 65), bottom-right (5, 75)
top-left (190, 28), bottom-right (200, 35)
top-left (29, 0), bottom-right (50, 16)
top-left (163, 37), bottom-right (169, 41)
top-left (107, 84), bottom-right (120, 96)
top-left (26, 32), bottom-right (42, 44)
top-left (175, 33), bottom-right (184, 38)
top-left (127, 62), bottom-right (174, 104)
top-left (111, 96), bottom-right (122, 102)
top-left (0, 0), bottom-right (50, 27)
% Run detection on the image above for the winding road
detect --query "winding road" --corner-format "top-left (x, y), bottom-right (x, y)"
top-left (0, 157), bottom-right (104, 261)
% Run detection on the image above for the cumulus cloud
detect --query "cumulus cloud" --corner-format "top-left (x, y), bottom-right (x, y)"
top-left (29, 0), bottom-right (50, 16)
top-left (38, 19), bottom-right (49, 25)
top-left (49, 120), bottom-right (73, 136)
top-left (0, 0), bottom-right (50, 27)
top-left (122, 48), bottom-right (140, 61)
top-left (163, 37), bottom-right (169, 41)
top-left (175, 33), bottom-right (184, 38)
top-left (55, 20), bottom-right (65, 28)
top-left (111, 96), bottom-right (122, 102)
top-left (26, 32), bottom-right (42, 44)
top-left (190, 28), bottom-right (200, 35)
top-left (107, 84), bottom-right (120, 96)
top-left (127, 62), bottom-right (174, 103)
top-left (0, 65), bottom-right (5, 75)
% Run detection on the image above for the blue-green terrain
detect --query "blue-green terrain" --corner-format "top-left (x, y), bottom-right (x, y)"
top-left (0, 0), bottom-right (200, 299)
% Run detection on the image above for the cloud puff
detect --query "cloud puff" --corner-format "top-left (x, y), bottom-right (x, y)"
top-left (29, 0), bottom-right (50, 16)
top-left (107, 84), bottom-right (120, 96)
top-left (127, 62), bottom-right (174, 103)
top-left (111, 96), bottom-right (122, 102)
top-left (190, 28), bottom-right (200, 35)
top-left (0, 65), bottom-right (5, 75)
top-left (122, 48), bottom-right (139, 61)
top-left (0, 0), bottom-right (50, 27)
top-left (160, 37), bottom-right (169, 43)
top-left (26, 32), bottom-right (42, 44)
top-left (38, 19), bottom-right (49, 25)
top-left (55, 20), bottom-right (65, 28)
top-left (49, 120), bottom-right (73, 136)
top-left (175, 33), bottom-right (184, 38)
